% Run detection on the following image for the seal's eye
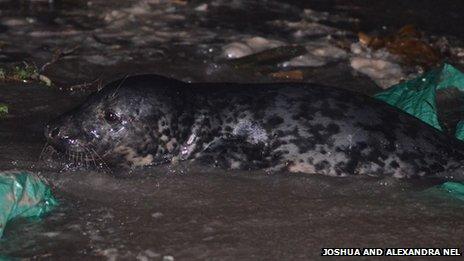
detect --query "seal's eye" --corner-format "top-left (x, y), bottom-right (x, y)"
top-left (104, 111), bottom-right (120, 123)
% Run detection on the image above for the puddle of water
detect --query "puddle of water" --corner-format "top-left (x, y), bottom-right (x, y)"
top-left (1, 0), bottom-right (464, 259)
top-left (1, 168), bottom-right (463, 259)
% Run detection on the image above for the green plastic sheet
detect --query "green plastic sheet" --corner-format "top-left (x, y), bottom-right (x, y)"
top-left (440, 182), bottom-right (464, 201)
top-left (375, 63), bottom-right (464, 139)
top-left (424, 182), bottom-right (464, 202)
top-left (375, 64), bottom-right (464, 197)
top-left (0, 171), bottom-right (58, 237)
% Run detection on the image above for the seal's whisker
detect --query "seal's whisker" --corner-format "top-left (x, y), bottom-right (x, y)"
top-left (39, 143), bottom-right (49, 160)
top-left (72, 151), bottom-right (77, 165)
top-left (50, 146), bottom-right (58, 157)
top-left (39, 143), bottom-right (58, 161)
top-left (88, 147), bottom-right (112, 173)
top-left (70, 151), bottom-right (74, 165)
top-left (81, 152), bottom-right (87, 167)
top-left (85, 154), bottom-right (90, 168)
top-left (80, 152), bottom-right (87, 168)
top-left (109, 74), bottom-right (129, 101)
top-left (78, 145), bottom-right (111, 173)
top-left (76, 152), bottom-right (80, 165)
top-left (59, 165), bottom-right (67, 172)
top-left (77, 152), bottom-right (81, 166)
top-left (87, 148), bottom-right (98, 168)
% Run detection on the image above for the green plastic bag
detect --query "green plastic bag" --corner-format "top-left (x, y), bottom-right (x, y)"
top-left (440, 182), bottom-right (464, 201)
top-left (424, 182), bottom-right (464, 202)
top-left (0, 171), bottom-right (58, 237)
top-left (375, 63), bottom-right (464, 139)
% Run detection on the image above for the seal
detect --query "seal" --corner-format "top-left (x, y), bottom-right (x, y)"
top-left (45, 74), bottom-right (464, 180)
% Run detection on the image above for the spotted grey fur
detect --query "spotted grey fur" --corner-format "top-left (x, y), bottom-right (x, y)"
top-left (45, 74), bottom-right (464, 180)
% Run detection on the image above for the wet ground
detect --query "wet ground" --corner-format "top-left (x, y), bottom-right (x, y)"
top-left (1, 0), bottom-right (464, 260)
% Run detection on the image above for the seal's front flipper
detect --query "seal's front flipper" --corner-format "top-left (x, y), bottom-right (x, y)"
top-left (193, 138), bottom-right (270, 170)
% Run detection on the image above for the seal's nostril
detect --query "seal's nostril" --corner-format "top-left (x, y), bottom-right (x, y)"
top-left (51, 127), bottom-right (60, 138)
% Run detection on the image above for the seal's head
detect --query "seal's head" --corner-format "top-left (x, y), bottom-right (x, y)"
top-left (45, 75), bottom-right (187, 171)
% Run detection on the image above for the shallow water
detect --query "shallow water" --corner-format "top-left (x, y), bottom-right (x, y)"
top-left (4, 170), bottom-right (464, 260)
top-left (1, 0), bottom-right (464, 260)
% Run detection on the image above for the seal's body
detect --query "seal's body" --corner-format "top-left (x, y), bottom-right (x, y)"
top-left (45, 74), bottom-right (464, 180)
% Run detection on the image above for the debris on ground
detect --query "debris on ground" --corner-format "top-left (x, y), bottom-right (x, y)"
top-left (358, 25), bottom-right (442, 68)
top-left (348, 25), bottom-right (464, 89)
top-left (269, 9), bottom-right (344, 39)
top-left (281, 38), bottom-right (347, 68)
top-left (269, 69), bottom-right (304, 80)
top-left (350, 32), bottom-right (407, 89)
top-left (350, 56), bottom-right (404, 89)
top-left (222, 36), bottom-right (285, 59)
top-left (61, 78), bottom-right (103, 93)
top-left (226, 45), bottom-right (307, 69)
top-left (0, 104), bottom-right (7, 118)
top-left (40, 46), bottom-right (80, 73)
top-left (0, 63), bottom-right (52, 86)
